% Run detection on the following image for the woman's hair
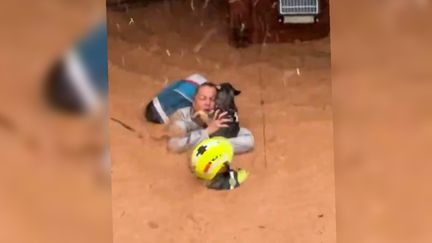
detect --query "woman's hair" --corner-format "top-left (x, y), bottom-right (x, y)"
top-left (195, 82), bottom-right (218, 97)
top-left (198, 82), bottom-right (217, 90)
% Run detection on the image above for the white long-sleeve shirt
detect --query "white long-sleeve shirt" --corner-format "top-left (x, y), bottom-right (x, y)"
top-left (167, 107), bottom-right (255, 154)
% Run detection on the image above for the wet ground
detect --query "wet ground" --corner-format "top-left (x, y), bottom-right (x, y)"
top-left (108, 1), bottom-right (335, 242)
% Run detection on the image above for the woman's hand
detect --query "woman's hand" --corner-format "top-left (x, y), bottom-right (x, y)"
top-left (206, 110), bottom-right (231, 135)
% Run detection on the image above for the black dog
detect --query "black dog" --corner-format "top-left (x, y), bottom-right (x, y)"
top-left (210, 83), bottom-right (241, 138)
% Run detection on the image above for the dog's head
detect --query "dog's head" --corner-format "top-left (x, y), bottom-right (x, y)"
top-left (216, 83), bottom-right (241, 111)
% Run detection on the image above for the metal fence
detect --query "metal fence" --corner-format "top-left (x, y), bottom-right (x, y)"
top-left (279, 0), bottom-right (319, 15)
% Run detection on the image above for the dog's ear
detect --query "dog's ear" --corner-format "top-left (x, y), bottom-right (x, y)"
top-left (234, 89), bottom-right (241, 96)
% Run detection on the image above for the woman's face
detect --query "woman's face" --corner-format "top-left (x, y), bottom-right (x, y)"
top-left (193, 86), bottom-right (216, 113)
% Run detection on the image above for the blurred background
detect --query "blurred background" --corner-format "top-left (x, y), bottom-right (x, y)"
top-left (0, 0), bottom-right (431, 243)
top-left (331, 0), bottom-right (432, 243)
top-left (0, 1), bottom-right (111, 243)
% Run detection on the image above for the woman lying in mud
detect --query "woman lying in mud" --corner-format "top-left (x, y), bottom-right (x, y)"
top-left (167, 82), bottom-right (255, 154)
top-left (144, 74), bottom-right (254, 154)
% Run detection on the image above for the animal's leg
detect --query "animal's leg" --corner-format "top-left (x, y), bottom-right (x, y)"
top-left (192, 110), bottom-right (210, 125)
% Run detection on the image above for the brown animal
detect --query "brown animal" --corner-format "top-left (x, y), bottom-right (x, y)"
top-left (228, 0), bottom-right (253, 47)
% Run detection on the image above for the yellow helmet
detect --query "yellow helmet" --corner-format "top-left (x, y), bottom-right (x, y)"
top-left (191, 137), bottom-right (234, 181)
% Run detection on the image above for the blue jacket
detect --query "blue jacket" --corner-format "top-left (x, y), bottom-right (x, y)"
top-left (60, 21), bottom-right (108, 114)
top-left (152, 74), bottom-right (207, 123)
top-left (74, 22), bottom-right (108, 95)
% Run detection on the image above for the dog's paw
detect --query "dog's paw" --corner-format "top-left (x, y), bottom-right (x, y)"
top-left (193, 110), bottom-right (210, 125)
